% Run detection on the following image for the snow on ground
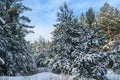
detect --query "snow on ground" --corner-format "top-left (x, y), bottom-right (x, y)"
top-left (105, 69), bottom-right (120, 80)
top-left (0, 69), bottom-right (120, 80)
top-left (0, 72), bottom-right (70, 80)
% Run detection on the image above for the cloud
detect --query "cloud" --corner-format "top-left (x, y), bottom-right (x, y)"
top-left (24, 0), bottom-right (72, 42)
top-left (108, 0), bottom-right (120, 7)
top-left (70, 0), bottom-right (120, 14)
top-left (24, 0), bottom-right (120, 42)
top-left (25, 24), bottom-right (54, 42)
top-left (29, 0), bottom-right (71, 12)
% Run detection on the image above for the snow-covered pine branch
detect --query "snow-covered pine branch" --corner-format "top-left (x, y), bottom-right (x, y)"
top-left (0, 17), bottom-right (5, 24)
top-left (0, 57), bottom-right (5, 65)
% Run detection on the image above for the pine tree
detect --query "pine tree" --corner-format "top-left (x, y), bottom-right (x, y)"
top-left (27, 36), bottom-right (52, 67)
top-left (0, 0), bottom-right (36, 76)
top-left (36, 48), bottom-right (53, 67)
top-left (97, 3), bottom-right (120, 43)
top-left (79, 13), bottom-right (88, 27)
top-left (86, 7), bottom-right (95, 29)
top-left (71, 25), bottom-right (108, 80)
top-left (27, 36), bottom-right (52, 57)
top-left (96, 3), bottom-right (120, 74)
top-left (51, 3), bottom-right (108, 80)
top-left (108, 34), bottom-right (120, 74)
top-left (51, 3), bottom-right (82, 74)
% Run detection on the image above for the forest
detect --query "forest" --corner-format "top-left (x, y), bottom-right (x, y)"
top-left (0, 0), bottom-right (120, 80)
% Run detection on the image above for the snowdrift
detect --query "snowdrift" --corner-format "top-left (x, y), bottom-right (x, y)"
top-left (0, 72), bottom-right (69, 80)
top-left (0, 69), bottom-right (120, 80)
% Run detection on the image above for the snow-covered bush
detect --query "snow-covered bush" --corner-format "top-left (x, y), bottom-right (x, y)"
top-left (51, 57), bottom-right (72, 75)
top-left (36, 49), bottom-right (53, 67)
top-left (72, 53), bottom-right (108, 80)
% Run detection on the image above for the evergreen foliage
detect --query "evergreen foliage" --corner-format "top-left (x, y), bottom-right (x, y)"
top-left (27, 36), bottom-right (52, 67)
top-left (0, 0), bottom-right (36, 76)
top-left (50, 3), bottom-right (108, 80)
top-left (108, 34), bottom-right (120, 74)
top-left (28, 36), bottom-right (51, 57)
top-left (97, 3), bottom-right (120, 39)
top-left (51, 3), bottom-right (78, 75)
top-left (79, 13), bottom-right (88, 27)
top-left (0, 1), bottom-right (120, 79)
top-left (86, 7), bottom-right (95, 28)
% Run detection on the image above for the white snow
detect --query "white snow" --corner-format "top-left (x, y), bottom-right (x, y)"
top-left (0, 57), bottom-right (5, 65)
top-left (0, 17), bottom-right (5, 24)
top-left (105, 69), bottom-right (120, 80)
top-left (0, 72), bottom-right (69, 80)
top-left (0, 69), bottom-right (120, 80)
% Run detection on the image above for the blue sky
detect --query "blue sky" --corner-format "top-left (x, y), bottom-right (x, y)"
top-left (23, 0), bottom-right (120, 42)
